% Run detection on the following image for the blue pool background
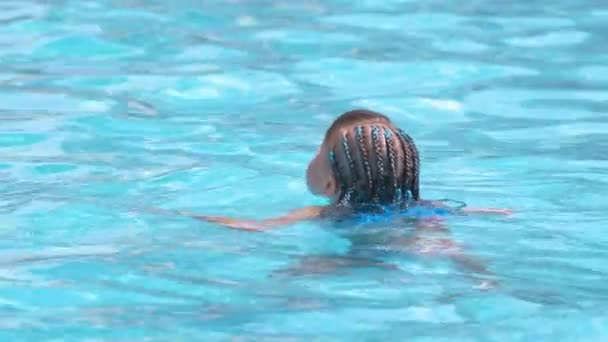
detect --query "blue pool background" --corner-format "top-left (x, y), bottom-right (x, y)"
top-left (1, 0), bottom-right (608, 340)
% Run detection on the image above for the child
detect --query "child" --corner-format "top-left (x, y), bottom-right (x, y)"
top-left (176, 109), bottom-right (511, 286)
top-left (180, 109), bottom-right (511, 231)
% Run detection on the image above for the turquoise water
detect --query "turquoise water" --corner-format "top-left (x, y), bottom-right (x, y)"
top-left (1, 0), bottom-right (608, 340)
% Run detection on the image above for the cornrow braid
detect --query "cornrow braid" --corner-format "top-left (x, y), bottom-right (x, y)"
top-left (371, 125), bottom-right (385, 203)
top-left (384, 127), bottom-right (399, 202)
top-left (331, 141), bottom-right (362, 206)
top-left (401, 129), bottom-right (420, 201)
top-left (355, 126), bottom-right (373, 198)
top-left (339, 188), bottom-right (354, 207)
top-left (341, 132), bottom-right (357, 185)
top-left (396, 129), bottom-right (420, 202)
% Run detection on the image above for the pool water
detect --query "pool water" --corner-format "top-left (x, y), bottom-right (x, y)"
top-left (1, 0), bottom-right (608, 340)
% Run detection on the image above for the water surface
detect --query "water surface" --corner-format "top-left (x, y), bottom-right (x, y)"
top-left (1, 0), bottom-right (607, 340)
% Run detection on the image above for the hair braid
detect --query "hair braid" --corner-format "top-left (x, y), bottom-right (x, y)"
top-left (396, 129), bottom-right (420, 201)
top-left (399, 130), bottom-right (420, 201)
top-left (371, 126), bottom-right (385, 202)
top-left (384, 127), bottom-right (399, 202)
top-left (355, 126), bottom-right (373, 198)
top-left (341, 133), bottom-right (357, 184)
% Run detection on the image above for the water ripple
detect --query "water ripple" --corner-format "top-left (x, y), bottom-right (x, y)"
top-left (0, 0), bottom-right (607, 340)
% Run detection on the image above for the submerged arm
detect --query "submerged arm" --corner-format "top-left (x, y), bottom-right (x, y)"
top-left (424, 200), bottom-right (512, 216)
top-left (462, 207), bottom-right (512, 215)
top-left (410, 217), bottom-right (497, 288)
top-left (177, 205), bottom-right (327, 231)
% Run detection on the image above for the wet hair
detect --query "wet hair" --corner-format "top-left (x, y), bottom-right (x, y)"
top-left (325, 109), bottom-right (420, 211)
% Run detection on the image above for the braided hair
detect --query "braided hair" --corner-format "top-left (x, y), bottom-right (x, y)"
top-left (325, 110), bottom-right (420, 211)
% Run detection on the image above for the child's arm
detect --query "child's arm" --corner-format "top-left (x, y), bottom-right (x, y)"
top-left (177, 205), bottom-right (327, 232)
top-left (462, 207), bottom-right (512, 215)
top-left (424, 200), bottom-right (512, 216)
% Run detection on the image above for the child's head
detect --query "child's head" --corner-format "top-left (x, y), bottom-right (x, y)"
top-left (306, 109), bottom-right (420, 210)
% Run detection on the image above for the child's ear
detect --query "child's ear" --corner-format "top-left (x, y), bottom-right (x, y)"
top-left (324, 177), bottom-right (338, 197)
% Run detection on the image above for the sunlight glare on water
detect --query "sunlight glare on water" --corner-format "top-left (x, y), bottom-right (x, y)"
top-left (1, 0), bottom-right (607, 340)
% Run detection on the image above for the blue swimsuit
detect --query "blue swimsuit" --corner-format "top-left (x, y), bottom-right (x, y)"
top-left (326, 199), bottom-right (466, 226)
